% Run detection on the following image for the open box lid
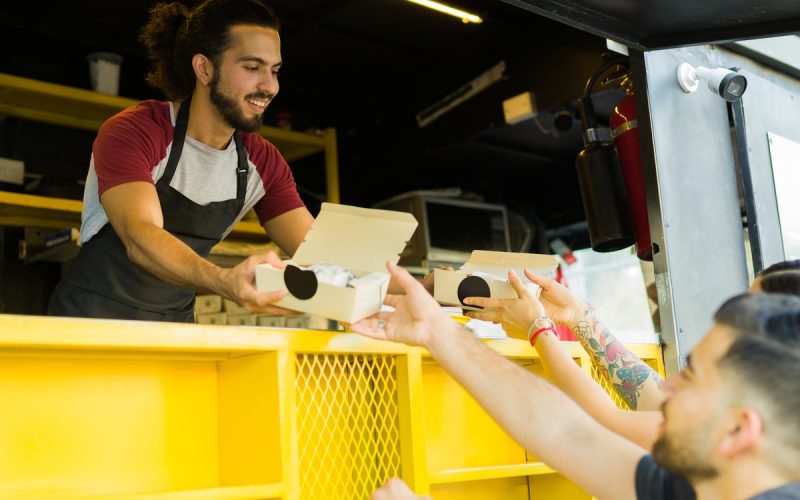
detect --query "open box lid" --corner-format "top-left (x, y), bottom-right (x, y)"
top-left (293, 203), bottom-right (418, 274)
top-left (460, 250), bottom-right (558, 281)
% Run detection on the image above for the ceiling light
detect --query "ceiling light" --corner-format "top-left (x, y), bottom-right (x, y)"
top-left (404, 0), bottom-right (483, 24)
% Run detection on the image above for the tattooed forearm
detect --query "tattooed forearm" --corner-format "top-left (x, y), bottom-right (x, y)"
top-left (571, 309), bottom-right (664, 410)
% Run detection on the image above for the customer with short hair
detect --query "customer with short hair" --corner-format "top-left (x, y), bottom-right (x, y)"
top-left (358, 262), bottom-right (800, 500)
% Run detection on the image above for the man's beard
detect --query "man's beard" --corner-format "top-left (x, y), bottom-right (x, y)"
top-left (209, 72), bottom-right (270, 132)
top-left (652, 421), bottom-right (719, 482)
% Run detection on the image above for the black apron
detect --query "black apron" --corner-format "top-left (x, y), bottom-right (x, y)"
top-left (48, 96), bottom-right (248, 322)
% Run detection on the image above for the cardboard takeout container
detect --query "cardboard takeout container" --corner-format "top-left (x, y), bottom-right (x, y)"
top-left (433, 250), bottom-right (558, 310)
top-left (255, 203), bottom-right (418, 323)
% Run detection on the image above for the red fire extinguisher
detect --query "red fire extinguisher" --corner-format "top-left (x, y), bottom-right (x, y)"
top-left (610, 85), bottom-right (652, 261)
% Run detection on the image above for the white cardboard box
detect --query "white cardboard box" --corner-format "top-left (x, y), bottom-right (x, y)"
top-left (434, 250), bottom-right (558, 310)
top-left (255, 203), bottom-right (418, 323)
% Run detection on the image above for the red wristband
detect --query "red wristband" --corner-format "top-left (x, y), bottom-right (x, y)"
top-left (529, 326), bottom-right (556, 346)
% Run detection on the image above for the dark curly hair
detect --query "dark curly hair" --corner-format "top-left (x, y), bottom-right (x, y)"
top-left (139, 0), bottom-right (281, 100)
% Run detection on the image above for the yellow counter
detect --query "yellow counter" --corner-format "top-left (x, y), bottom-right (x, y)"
top-left (0, 314), bottom-right (662, 499)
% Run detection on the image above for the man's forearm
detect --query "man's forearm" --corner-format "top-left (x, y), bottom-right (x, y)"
top-left (126, 222), bottom-right (228, 297)
top-left (569, 307), bottom-right (664, 411)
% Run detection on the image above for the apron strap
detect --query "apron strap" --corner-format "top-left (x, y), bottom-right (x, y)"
top-left (159, 95), bottom-right (191, 186)
top-left (232, 130), bottom-right (249, 214)
top-left (163, 95), bottom-right (248, 212)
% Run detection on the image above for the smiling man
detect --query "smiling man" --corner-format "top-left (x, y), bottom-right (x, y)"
top-left (48, 0), bottom-right (314, 321)
top-left (355, 263), bottom-right (800, 500)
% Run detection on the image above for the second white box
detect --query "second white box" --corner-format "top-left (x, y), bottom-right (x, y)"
top-left (434, 250), bottom-right (558, 310)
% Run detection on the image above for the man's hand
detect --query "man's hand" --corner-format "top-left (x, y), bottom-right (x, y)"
top-left (349, 261), bottom-right (453, 348)
top-left (371, 478), bottom-right (430, 500)
top-left (419, 265), bottom-right (454, 295)
top-left (419, 271), bottom-right (436, 294)
top-left (218, 251), bottom-right (295, 314)
top-left (461, 270), bottom-right (545, 340)
top-left (465, 270), bottom-right (586, 336)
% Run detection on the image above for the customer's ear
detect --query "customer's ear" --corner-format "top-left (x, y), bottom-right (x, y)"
top-left (717, 408), bottom-right (763, 458)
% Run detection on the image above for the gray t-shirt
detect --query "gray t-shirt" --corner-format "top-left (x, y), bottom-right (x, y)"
top-left (636, 455), bottom-right (800, 500)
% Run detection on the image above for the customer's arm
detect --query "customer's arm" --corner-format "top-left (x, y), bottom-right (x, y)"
top-left (351, 262), bottom-right (646, 500)
top-left (535, 330), bottom-right (661, 449)
top-left (467, 270), bottom-right (664, 411)
top-left (463, 270), bottom-right (661, 449)
top-left (569, 301), bottom-right (664, 411)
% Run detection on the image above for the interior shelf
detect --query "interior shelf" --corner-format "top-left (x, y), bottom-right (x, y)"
top-left (0, 191), bottom-right (267, 242)
top-left (124, 483), bottom-right (284, 499)
top-left (429, 462), bottom-right (557, 485)
top-left (0, 72), bottom-right (339, 203)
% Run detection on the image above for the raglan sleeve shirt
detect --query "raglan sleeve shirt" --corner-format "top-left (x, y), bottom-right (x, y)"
top-left (93, 102), bottom-right (169, 197)
top-left (90, 101), bottom-right (304, 228)
top-left (243, 133), bottom-right (305, 224)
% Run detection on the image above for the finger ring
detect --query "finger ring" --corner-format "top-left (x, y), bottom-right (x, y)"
top-left (377, 319), bottom-right (386, 329)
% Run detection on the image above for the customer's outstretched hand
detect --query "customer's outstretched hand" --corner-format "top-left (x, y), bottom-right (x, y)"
top-left (462, 270), bottom-right (545, 340)
top-left (464, 270), bottom-right (587, 338)
top-left (519, 270), bottom-right (587, 325)
top-left (348, 261), bottom-right (452, 348)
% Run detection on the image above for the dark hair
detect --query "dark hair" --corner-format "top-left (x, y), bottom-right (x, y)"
top-left (718, 337), bottom-right (800, 474)
top-left (714, 292), bottom-right (800, 347)
top-left (759, 270), bottom-right (800, 297)
top-left (759, 259), bottom-right (800, 276)
top-left (713, 293), bottom-right (800, 475)
top-left (139, 0), bottom-right (281, 100)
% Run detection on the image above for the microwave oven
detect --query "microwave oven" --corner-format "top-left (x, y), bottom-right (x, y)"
top-left (375, 192), bottom-right (511, 268)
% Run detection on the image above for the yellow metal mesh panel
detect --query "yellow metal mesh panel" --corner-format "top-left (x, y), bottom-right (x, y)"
top-left (295, 354), bottom-right (402, 500)
top-left (589, 362), bottom-right (632, 410)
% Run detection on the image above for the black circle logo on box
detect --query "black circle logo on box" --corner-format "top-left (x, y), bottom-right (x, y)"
top-left (284, 265), bottom-right (319, 300)
top-left (457, 275), bottom-right (490, 308)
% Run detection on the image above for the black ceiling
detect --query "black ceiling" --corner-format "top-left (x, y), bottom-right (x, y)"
top-left (0, 0), bottom-right (607, 122)
top-left (503, 0), bottom-right (800, 50)
top-left (1, 0), bottom-right (794, 249)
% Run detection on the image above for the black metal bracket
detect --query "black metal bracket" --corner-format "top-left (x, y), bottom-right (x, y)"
top-left (727, 99), bottom-right (764, 275)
